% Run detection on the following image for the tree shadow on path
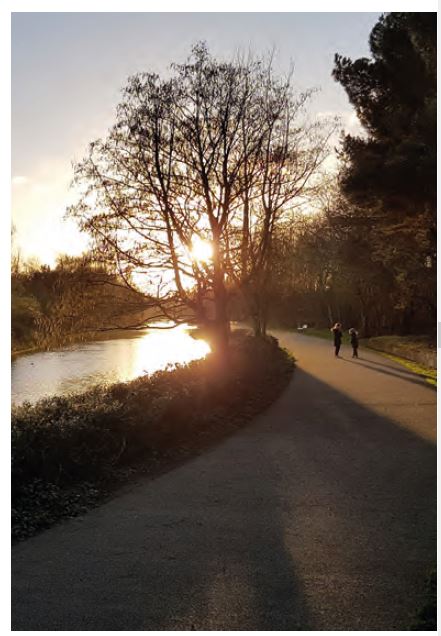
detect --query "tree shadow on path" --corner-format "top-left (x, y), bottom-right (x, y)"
top-left (12, 367), bottom-right (436, 630)
top-left (358, 355), bottom-right (426, 376)
top-left (341, 357), bottom-right (435, 389)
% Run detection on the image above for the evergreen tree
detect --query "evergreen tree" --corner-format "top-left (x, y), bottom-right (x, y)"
top-left (333, 12), bottom-right (436, 328)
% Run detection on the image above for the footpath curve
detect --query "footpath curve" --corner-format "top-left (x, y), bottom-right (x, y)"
top-left (12, 331), bottom-right (436, 630)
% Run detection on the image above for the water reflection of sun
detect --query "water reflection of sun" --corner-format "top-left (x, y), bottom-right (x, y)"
top-left (131, 324), bottom-right (211, 378)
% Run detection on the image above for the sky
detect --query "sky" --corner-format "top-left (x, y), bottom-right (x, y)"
top-left (11, 12), bottom-right (380, 266)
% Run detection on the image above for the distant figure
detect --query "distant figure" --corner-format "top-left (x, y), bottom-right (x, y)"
top-left (330, 322), bottom-right (342, 357)
top-left (349, 328), bottom-right (359, 358)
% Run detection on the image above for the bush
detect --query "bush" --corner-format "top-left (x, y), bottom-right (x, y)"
top-left (12, 333), bottom-right (294, 540)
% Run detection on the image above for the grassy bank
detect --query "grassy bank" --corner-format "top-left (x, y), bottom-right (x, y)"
top-left (12, 332), bottom-right (294, 541)
top-left (364, 335), bottom-right (436, 368)
top-left (380, 353), bottom-right (436, 386)
top-left (363, 335), bottom-right (436, 386)
top-left (365, 334), bottom-right (435, 354)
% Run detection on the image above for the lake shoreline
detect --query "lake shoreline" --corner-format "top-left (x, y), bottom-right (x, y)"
top-left (12, 324), bottom-right (209, 407)
top-left (12, 327), bottom-right (152, 359)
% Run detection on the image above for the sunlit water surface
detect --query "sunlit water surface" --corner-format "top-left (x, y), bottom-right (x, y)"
top-left (12, 325), bottom-right (210, 406)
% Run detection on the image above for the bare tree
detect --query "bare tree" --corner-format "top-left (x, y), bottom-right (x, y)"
top-left (69, 43), bottom-right (335, 353)
top-left (221, 61), bottom-right (337, 336)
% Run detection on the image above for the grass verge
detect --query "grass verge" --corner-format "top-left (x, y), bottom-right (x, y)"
top-left (380, 352), bottom-right (436, 387)
top-left (363, 335), bottom-right (436, 386)
top-left (365, 334), bottom-right (435, 353)
top-left (12, 332), bottom-right (294, 542)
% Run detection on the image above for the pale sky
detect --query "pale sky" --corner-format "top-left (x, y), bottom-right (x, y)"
top-left (11, 12), bottom-right (380, 266)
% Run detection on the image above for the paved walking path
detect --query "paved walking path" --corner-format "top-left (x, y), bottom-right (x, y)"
top-left (12, 332), bottom-right (436, 630)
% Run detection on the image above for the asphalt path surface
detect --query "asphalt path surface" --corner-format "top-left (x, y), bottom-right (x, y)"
top-left (12, 331), bottom-right (436, 630)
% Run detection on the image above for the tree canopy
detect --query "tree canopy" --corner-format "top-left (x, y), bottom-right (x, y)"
top-left (69, 43), bottom-right (334, 351)
top-left (333, 12), bottom-right (436, 218)
top-left (332, 12), bottom-right (436, 329)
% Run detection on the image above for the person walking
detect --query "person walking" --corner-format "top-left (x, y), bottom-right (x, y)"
top-left (349, 328), bottom-right (359, 358)
top-left (331, 322), bottom-right (343, 357)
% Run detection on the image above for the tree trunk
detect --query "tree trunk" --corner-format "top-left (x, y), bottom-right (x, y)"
top-left (212, 318), bottom-right (230, 353)
top-left (253, 315), bottom-right (262, 338)
top-left (212, 308), bottom-right (230, 386)
top-left (260, 302), bottom-right (268, 337)
top-left (211, 233), bottom-right (230, 358)
top-left (251, 289), bottom-right (269, 339)
top-left (326, 302), bottom-right (333, 327)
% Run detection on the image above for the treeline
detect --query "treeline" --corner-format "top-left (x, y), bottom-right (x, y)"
top-left (11, 254), bottom-right (155, 352)
top-left (254, 13), bottom-right (435, 337)
top-left (256, 196), bottom-right (435, 336)
top-left (14, 14), bottom-right (435, 348)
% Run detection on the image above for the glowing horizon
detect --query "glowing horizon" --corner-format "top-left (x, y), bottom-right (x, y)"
top-left (12, 12), bottom-right (372, 266)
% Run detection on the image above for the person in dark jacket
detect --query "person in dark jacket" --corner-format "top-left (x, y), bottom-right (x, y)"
top-left (330, 322), bottom-right (342, 357)
top-left (349, 328), bottom-right (359, 358)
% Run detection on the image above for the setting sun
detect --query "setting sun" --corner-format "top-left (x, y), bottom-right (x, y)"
top-left (191, 236), bottom-right (213, 263)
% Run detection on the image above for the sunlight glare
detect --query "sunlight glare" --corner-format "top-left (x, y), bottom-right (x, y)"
top-left (191, 236), bottom-right (213, 263)
top-left (131, 324), bottom-right (211, 376)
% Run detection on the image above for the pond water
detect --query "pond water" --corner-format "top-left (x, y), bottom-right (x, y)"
top-left (11, 325), bottom-right (211, 407)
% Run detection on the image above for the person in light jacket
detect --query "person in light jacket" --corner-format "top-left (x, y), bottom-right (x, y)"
top-left (331, 323), bottom-right (342, 357)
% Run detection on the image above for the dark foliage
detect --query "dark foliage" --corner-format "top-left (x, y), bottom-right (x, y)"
top-left (333, 12), bottom-right (436, 217)
top-left (11, 254), bottom-right (152, 353)
top-left (330, 13), bottom-right (436, 332)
